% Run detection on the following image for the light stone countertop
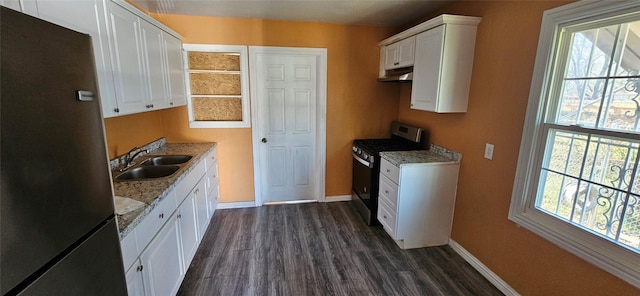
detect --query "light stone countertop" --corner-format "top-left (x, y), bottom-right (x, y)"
top-left (111, 139), bottom-right (217, 239)
top-left (380, 144), bottom-right (461, 167)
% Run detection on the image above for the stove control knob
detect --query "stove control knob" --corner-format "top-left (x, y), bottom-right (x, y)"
top-left (352, 146), bottom-right (357, 152)
top-left (363, 154), bottom-right (369, 160)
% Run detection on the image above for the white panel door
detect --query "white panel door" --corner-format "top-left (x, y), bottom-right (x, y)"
top-left (253, 50), bottom-right (321, 203)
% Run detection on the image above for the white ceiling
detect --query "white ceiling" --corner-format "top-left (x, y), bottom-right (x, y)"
top-left (128, 0), bottom-right (455, 27)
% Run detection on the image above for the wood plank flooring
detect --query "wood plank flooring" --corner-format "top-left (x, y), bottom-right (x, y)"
top-left (178, 201), bottom-right (503, 296)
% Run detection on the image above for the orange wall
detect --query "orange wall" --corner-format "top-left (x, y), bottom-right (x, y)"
top-left (103, 16), bottom-right (399, 202)
top-left (103, 111), bottom-right (164, 158)
top-left (397, 1), bottom-right (638, 295)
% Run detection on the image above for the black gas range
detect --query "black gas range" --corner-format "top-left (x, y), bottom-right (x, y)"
top-left (351, 121), bottom-right (427, 225)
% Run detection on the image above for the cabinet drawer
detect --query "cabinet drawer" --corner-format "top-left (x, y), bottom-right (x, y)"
top-left (205, 161), bottom-right (219, 197)
top-left (378, 175), bottom-right (398, 208)
top-left (204, 148), bottom-right (217, 170)
top-left (135, 189), bottom-right (177, 252)
top-left (176, 159), bottom-right (206, 202)
top-left (377, 198), bottom-right (397, 238)
top-left (380, 159), bottom-right (400, 183)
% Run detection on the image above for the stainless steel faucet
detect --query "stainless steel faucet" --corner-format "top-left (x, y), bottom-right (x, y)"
top-left (119, 146), bottom-right (150, 171)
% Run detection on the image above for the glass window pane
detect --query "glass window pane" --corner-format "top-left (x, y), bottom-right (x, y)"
top-left (619, 194), bottom-right (640, 250)
top-left (566, 25), bottom-right (618, 79)
top-left (544, 130), bottom-right (587, 178)
top-left (537, 170), bottom-right (578, 219)
top-left (581, 136), bottom-right (638, 192)
top-left (613, 21), bottom-right (640, 77)
top-left (600, 78), bottom-right (640, 132)
top-left (556, 79), bottom-right (604, 127)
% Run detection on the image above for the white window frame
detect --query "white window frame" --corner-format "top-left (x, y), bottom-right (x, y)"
top-left (510, 0), bottom-right (640, 288)
top-left (183, 44), bottom-right (251, 128)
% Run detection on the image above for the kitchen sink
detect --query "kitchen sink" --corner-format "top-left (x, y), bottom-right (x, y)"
top-left (115, 165), bottom-right (180, 181)
top-left (140, 155), bottom-right (192, 166)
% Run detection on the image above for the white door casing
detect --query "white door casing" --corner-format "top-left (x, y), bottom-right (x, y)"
top-left (250, 46), bottom-right (327, 205)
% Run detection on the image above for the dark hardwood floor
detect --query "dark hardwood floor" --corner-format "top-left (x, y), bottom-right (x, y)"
top-left (178, 201), bottom-right (503, 296)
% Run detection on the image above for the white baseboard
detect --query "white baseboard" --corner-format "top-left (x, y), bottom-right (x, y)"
top-left (216, 201), bottom-right (256, 209)
top-left (323, 195), bottom-right (352, 202)
top-left (449, 239), bottom-right (519, 296)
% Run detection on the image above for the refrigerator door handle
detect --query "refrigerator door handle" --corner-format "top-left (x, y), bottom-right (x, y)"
top-left (76, 90), bottom-right (95, 101)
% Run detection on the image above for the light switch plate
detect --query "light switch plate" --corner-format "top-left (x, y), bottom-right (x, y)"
top-left (484, 143), bottom-right (494, 160)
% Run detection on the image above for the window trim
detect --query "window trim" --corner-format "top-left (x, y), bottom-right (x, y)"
top-left (183, 44), bottom-right (251, 128)
top-left (510, 0), bottom-right (640, 288)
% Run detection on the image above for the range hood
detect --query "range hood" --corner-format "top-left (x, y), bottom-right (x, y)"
top-left (378, 66), bottom-right (413, 82)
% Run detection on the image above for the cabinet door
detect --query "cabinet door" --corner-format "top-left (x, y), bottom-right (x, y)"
top-left (140, 20), bottom-right (169, 110)
top-left (107, 2), bottom-right (148, 115)
top-left (383, 42), bottom-right (399, 70)
top-left (194, 178), bottom-right (209, 239)
top-left (411, 26), bottom-right (444, 112)
top-left (396, 36), bottom-right (416, 68)
top-left (140, 213), bottom-right (184, 296)
top-left (35, 0), bottom-right (118, 118)
top-left (0, 0), bottom-right (22, 11)
top-left (164, 33), bottom-right (187, 107)
top-left (205, 161), bottom-right (219, 219)
top-left (178, 192), bottom-right (199, 271)
top-left (125, 260), bottom-right (146, 296)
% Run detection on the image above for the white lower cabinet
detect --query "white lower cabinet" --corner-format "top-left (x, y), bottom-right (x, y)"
top-left (125, 259), bottom-right (145, 296)
top-left (204, 148), bottom-right (220, 219)
top-left (377, 158), bottom-right (460, 249)
top-left (140, 212), bottom-right (183, 296)
top-left (120, 147), bottom-right (219, 295)
top-left (194, 177), bottom-right (209, 239)
top-left (178, 191), bottom-right (199, 271)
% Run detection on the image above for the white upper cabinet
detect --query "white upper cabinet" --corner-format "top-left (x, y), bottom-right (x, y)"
top-left (140, 19), bottom-right (170, 110)
top-left (106, 1), bottom-right (148, 115)
top-left (379, 14), bottom-right (481, 113)
top-left (383, 36), bottom-right (415, 70)
top-left (411, 22), bottom-right (479, 113)
top-left (23, 0), bottom-right (186, 118)
top-left (0, 0), bottom-right (23, 12)
top-left (105, 0), bottom-right (187, 116)
top-left (411, 26), bottom-right (445, 112)
top-left (24, 0), bottom-right (119, 118)
top-left (164, 33), bottom-right (187, 107)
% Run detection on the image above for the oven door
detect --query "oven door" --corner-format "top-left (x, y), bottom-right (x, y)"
top-left (352, 153), bottom-right (373, 208)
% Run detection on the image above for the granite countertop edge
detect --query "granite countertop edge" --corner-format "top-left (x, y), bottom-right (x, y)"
top-left (113, 139), bottom-right (217, 239)
top-left (380, 144), bottom-right (462, 167)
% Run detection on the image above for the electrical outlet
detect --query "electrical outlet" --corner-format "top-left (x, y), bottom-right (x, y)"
top-left (484, 143), bottom-right (494, 160)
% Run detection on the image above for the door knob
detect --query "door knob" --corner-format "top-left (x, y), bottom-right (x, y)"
top-left (261, 138), bottom-right (268, 143)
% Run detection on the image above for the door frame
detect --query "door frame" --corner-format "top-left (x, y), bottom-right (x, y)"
top-left (249, 46), bottom-right (327, 206)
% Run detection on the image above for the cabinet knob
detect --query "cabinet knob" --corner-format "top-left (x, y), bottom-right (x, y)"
top-left (386, 169), bottom-right (390, 173)
top-left (137, 265), bottom-right (144, 272)
top-left (159, 213), bottom-right (164, 219)
top-left (385, 190), bottom-right (389, 194)
top-left (114, 108), bottom-right (120, 113)
top-left (178, 214), bottom-right (182, 219)
top-left (170, 102), bottom-right (174, 106)
top-left (383, 215), bottom-right (388, 219)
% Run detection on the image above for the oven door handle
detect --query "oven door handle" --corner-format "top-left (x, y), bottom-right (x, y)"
top-left (352, 152), bottom-right (372, 168)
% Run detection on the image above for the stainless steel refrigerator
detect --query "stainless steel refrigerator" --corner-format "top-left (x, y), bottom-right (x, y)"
top-left (1, 7), bottom-right (127, 295)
